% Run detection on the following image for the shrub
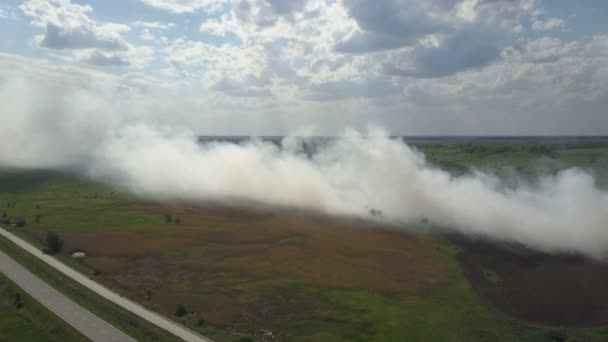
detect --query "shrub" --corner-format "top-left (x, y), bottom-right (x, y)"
top-left (45, 232), bottom-right (63, 254)
top-left (164, 214), bottom-right (173, 224)
top-left (368, 208), bottom-right (383, 217)
top-left (14, 217), bottom-right (26, 228)
top-left (175, 304), bottom-right (188, 317)
top-left (14, 293), bottom-right (23, 309)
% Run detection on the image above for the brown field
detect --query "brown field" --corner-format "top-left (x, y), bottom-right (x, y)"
top-left (455, 235), bottom-right (608, 327)
top-left (29, 204), bottom-right (449, 330)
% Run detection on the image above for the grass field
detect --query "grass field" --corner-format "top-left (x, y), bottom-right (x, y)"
top-left (1, 143), bottom-right (607, 341)
top-left (0, 273), bottom-right (87, 342)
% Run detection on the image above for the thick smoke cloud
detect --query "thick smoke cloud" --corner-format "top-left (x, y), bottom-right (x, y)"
top-left (1, 67), bottom-right (608, 258)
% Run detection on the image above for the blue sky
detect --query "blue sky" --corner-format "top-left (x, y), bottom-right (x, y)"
top-left (1, 0), bottom-right (607, 135)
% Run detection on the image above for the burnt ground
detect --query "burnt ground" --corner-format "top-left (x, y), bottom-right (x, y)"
top-left (452, 234), bottom-right (608, 327)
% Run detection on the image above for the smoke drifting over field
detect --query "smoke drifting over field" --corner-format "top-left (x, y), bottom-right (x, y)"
top-left (2, 75), bottom-right (608, 258)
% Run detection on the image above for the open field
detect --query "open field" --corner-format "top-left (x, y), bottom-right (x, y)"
top-left (1, 142), bottom-right (608, 341)
top-left (0, 273), bottom-right (87, 342)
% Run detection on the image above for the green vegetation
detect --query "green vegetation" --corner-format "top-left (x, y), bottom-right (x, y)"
top-left (417, 143), bottom-right (608, 187)
top-left (0, 273), bottom-right (87, 342)
top-left (0, 143), bottom-right (607, 341)
top-left (175, 304), bottom-right (188, 317)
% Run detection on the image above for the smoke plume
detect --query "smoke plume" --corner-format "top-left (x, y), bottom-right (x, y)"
top-left (1, 60), bottom-right (608, 258)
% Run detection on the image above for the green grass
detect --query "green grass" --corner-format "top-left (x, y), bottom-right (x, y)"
top-left (417, 144), bottom-right (608, 186)
top-left (0, 273), bottom-right (88, 342)
top-left (0, 169), bottom-right (160, 233)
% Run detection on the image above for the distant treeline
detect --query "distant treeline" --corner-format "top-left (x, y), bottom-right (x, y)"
top-left (195, 136), bottom-right (608, 159)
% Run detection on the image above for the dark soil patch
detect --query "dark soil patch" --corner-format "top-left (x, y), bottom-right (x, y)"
top-left (453, 234), bottom-right (608, 327)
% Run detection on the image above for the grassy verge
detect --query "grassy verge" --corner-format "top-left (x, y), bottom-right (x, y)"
top-left (0, 234), bottom-right (182, 342)
top-left (0, 272), bottom-right (88, 342)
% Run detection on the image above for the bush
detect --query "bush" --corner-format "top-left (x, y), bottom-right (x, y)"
top-left (0, 216), bottom-right (9, 225)
top-left (45, 232), bottom-right (63, 254)
top-left (164, 214), bottom-right (173, 224)
top-left (14, 217), bottom-right (26, 228)
top-left (14, 293), bottom-right (23, 309)
top-left (175, 304), bottom-right (188, 317)
top-left (368, 208), bottom-right (383, 217)
top-left (34, 214), bottom-right (41, 224)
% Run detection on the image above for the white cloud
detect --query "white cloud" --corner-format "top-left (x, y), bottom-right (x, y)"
top-left (134, 21), bottom-right (176, 30)
top-left (137, 0), bottom-right (226, 13)
top-left (20, 0), bottom-right (129, 50)
top-left (212, 76), bottom-right (271, 97)
top-left (140, 28), bottom-right (155, 41)
top-left (335, 0), bottom-right (537, 77)
top-left (532, 17), bottom-right (564, 32)
top-left (19, 0), bottom-right (156, 69)
top-left (5, 0), bottom-right (608, 135)
top-left (0, 4), bottom-right (14, 19)
top-left (73, 45), bottom-right (155, 69)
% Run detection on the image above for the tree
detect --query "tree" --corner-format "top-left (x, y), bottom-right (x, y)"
top-left (175, 304), bottom-right (188, 317)
top-left (45, 232), bottom-right (63, 254)
top-left (34, 214), bottom-right (41, 224)
top-left (164, 214), bottom-right (173, 224)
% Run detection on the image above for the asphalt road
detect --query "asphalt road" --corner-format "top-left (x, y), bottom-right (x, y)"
top-left (0, 227), bottom-right (212, 342)
top-left (0, 248), bottom-right (136, 342)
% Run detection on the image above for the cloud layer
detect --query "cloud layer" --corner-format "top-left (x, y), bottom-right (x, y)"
top-left (0, 0), bottom-right (604, 134)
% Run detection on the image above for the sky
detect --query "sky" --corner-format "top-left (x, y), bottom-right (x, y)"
top-left (1, 0), bottom-right (607, 135)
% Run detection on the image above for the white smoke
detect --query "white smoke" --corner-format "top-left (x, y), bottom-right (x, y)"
top-left (88, 125), bottom-right (608, 257)
top-left (1, 57), bottom-right (608, 258)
